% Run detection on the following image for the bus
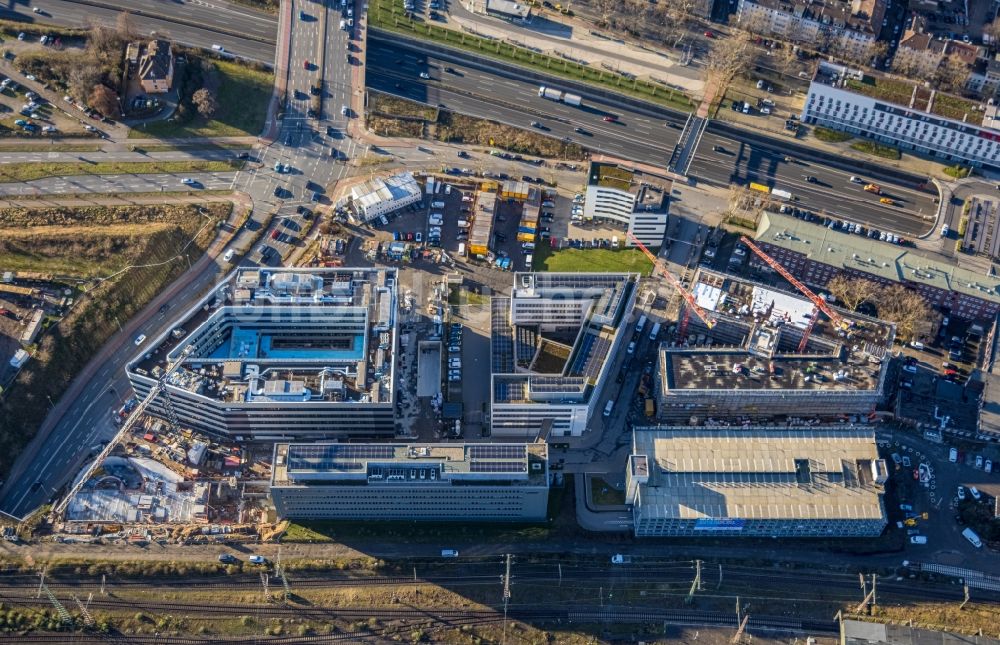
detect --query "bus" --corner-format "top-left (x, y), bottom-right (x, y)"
top-left (635, 314), bottom-right (647, 334)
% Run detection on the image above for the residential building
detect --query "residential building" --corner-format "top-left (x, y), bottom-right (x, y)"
top-left (491, 272), bottom-right (639, 438)
top-left (656, 269), bottom-right (894, 423)
top-left (803, 61), bottom-right (1000, 170)
top-left (736, 0), bottom-right (886, 60)
top-left (627, 426), bottom-right (888, 537)
top-left (755, 211), bottom-right (1000, 320)
top-left (270, 442), bottom-right (549, 521)
top-left (137, 39), bottom-right (174, 94)
top-left (350, 172), bottom-right (422, 222)
top-left (126, 267), bottom-right (399, 441)
top-left (582, 162), bottom-right (668, 248)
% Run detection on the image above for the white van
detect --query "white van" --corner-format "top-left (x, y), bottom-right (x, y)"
top-left (441, 549), bottom-right (459, 557)
top-left (603, 400), bottom-right (614, 417)
top-left (910, 340), bottom-right (924, 350)
top-left (635, 314), bottom-right (647, 334)
top-left (962, 528), bottom-right (982, 548)
top-left (457, 220), bottom-right (470, 228)
top-left (649, 322), bottom-right (661, 341)
top-left (431, 201), bottom-right (445, 208)
top-left (445, 184), bottom-right (452, 195)
top-left (458, 242), bottom-right (466, 256)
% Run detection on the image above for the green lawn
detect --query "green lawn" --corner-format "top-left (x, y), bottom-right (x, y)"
top-left (130, 60), bottom-right (273, 139)
top-left (850, 140), bottom-right (901, 160)
top-left (533, 245), bottom-right (653, 275)
top-left (590, 476), bottom-right (626, 506)
top-left (812, 126), bottom-right (853, 143)
top-left (0, 160), bottom-right (240, 182)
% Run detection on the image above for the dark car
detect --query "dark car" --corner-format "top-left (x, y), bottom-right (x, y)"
top-left (445, 66), bottom-right (457, 74)
top-left (457, 150), bottom-right (470, 158)
top-left (574, 127), bottom-right (592, 136)
top-left (805, 175), bottom-right (817, 183)
top-left (236, 152), bottom-right (250, 160)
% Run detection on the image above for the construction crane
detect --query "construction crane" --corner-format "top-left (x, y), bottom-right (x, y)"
top-left (52, 344), bottom-right (193, 519)
top-left (627, 232), bottom-right (717, 338)
top-left (738, 235), bottom-right (848, 345)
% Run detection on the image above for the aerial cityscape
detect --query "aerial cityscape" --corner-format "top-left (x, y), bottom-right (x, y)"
top-left (0, 0), bottom-right (997, 642)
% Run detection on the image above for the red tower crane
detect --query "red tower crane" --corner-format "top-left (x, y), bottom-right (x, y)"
top-left (738, 235), bottom-right (848, 349)
top-left (627, 232), bottom-right (717, 336)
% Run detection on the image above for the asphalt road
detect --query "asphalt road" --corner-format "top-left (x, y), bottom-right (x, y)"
top-left (368, 38), bottom-right (939, 237)
top-left (0, 148), bottom-right (241, 163)
top-left (0, 171), bottom-right (238, 196)
top-left (690, 131), bottom-right (939, 237)
top-left (0, 0), bottom-right (277, 62)
top-left (365, 40), bottom-right (681, 163)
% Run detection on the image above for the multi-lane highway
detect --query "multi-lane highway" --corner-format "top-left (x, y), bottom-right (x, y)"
top-left (0, 0), bottom-right (276, 62)
top-left (366, 38), bottom-right (938, 237)
top-left (0, 171), bottom-right (238, 196)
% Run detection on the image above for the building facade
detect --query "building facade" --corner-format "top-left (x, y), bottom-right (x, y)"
top-left (127, 268), bottom-right (399, 441)
top-left (270, 442), bottom-right (550, 521)
top-left (350, 172), bottom-right (422, 222)
top-left (803, 62), bottom-right (1000, 170)
top-left (736, 0), bottom-right (884, 61)
top-left (582, 162), bottom-right (668, 248)
top-left (491, 273), bottom-right (638, 438)
top-left (627, 427), bottom-right (888, 537)
top-left (755, 212), bottom-right (1000, 320)
top-left (138, 40), bottom-right (173, 94)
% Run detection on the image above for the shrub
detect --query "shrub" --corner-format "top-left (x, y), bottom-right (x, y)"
top-left (813, 126), bottom-right (852, 143)
top-left (943, 165), bottom-right (970, 178)
top-left (850, 140), bottom-right (901, 160)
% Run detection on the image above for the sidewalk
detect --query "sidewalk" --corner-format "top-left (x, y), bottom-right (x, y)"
top-left (449, 4), bottom-right (705, 99)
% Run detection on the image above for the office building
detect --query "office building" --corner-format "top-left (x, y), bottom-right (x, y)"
top-left (491, 272), bottom-right (639, 438)
top-left (627, 426), bottom-right (888, 537)
top-left (803, 62), bottom-right (1000, 170)
top-left (657, 269), bottom-right (894, 423)
top-left (582, 162), bottom-right (668, 248)
top-left (270, 442), bottom-right (549, 521)
top-left (350, 172), bottom-right (422, 222)
top-left (755, 211), bottom-right (1000, 320)
top-left (126, 267), bottom-right (399, 441)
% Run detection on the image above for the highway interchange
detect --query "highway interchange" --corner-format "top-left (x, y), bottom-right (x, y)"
top-left (0, 0), bottom-right (944, 519)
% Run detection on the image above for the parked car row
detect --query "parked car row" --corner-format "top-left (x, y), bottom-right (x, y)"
top-left (447, 323), bottom-right (462, 383)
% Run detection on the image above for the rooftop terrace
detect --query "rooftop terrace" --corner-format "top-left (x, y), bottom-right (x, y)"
top-left (588, 161), bottom-right (634, 192)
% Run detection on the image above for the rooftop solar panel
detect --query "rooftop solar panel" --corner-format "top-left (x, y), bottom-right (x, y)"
top-left (470, 445), bottom-right (527, 460)
top-left (470, 461), bottom-right (527, 473)
top-left (287, 444), bottom-right (396, 470)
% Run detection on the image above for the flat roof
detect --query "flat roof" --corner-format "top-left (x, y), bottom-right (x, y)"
top-left (128, 267), bottom-right (398, 405)
top-left (469, 190), bottom-right (495, 250)
top-left (632, 426), bottom-right (886, 522)
top-left (272, 442), bottom-right (548, 486)
top-left (486, 0), bottom-right (530, 17)
top-left (351, 172), bottom-right (421, 213)
top-left (757, 211), bottom-right (1000, 307)
top-left (493, 272), bottom-right (637, 404)
top-left (664, 269), bottom-right (893, 395)
top-left (588, 161), bottom-right (634, 192)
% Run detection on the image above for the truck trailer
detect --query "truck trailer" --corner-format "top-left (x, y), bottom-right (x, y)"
top-left (538, 85), bottom-right (582, 106)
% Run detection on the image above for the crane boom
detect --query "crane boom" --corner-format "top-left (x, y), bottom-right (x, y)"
top-left (627, 232), bottom-right (716, 329)
top-left (738, 235), bottom-right (846, 329)
top-left (53, 345), bottom-right (193, 518)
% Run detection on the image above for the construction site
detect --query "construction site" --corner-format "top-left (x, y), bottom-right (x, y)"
top-left (655, 265), bottom-right (895, 424)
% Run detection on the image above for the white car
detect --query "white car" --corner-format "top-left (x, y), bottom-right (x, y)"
top-left (909, 535), bottom-right (927, 545)
top-left (181, 178), bottom-right (195, 185)
top-left (341, 104), bottom-right (349, 116)
top-left (212, 44), bottom-right (225, 52)
top-left (957, 486), bottom-right (966, 500)
top-left (949, 447), bottom-right (958, 463)
top-left (223, 249), bottom-right (235, 262)
top-left (970, 486), bottom-right (981, 501)
top-left (248, 555), bottom-right (266, 564)
top-left (25, 74), bottom-right (36, 81)
top-left (419, 72), bottom-right (430, 79)
top-left (134, 334), bottom-right (147, 346)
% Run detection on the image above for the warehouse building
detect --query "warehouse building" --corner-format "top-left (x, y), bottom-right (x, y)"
top-left (350, 172), bottom-right (422, 222)
top-left (127, 267), bottom-right (398, 441)
top-left (803, 62), bottom-right (1000, 170)
top-left (270, 442), bottom-right (549, 521)
top-left (755, 211), bottom-right (1000, 321)
top-left (657, 269), bottom-right (894, 423)
top-left (491, 272), bottom-right (638, 438)
top-left (582, 162), bottom-right (668, 248)
top-left (627, 426), bottom-right (888, 537)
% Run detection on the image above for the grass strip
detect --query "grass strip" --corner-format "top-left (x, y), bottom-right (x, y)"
top-left (0, 160), bottom-right (240, 182)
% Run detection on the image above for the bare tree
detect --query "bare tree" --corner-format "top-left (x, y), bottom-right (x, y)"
top-left (776, 44), bottom-right (800, 77)
top-left (88, 84), bottom-right (119, 117)
top-left (826, 275), bottom-right (881, 311)
top-left (594, 0), bottom-right (616, 29)
top-left (67, 65), bottom-right (101, 103)
top-left (984, 20), bottom-right (1000, 46)
top-left (192, 88), bottom-right (218, 118)
top-left (891, 51), bottom-right (935, 79)
top-left (932, 54), bottom-right (972, 94)
top-left (115, 11), bottom-right (138, 40)
top-left (707, 29), bottom-right (753, 86)
top-left (875, 284), bottom-right (931, 342)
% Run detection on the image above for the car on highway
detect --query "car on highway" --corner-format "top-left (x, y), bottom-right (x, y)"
top-left (530, 121), bottom-right (542, 128)
top-left (419, 72), bottom-right (430, 79)
top-left (211, 44), bottom-right (225, 52)
top-left (341, 105), bottom-right (349, 116)
top-left (704, 30), bottom-right (714, 37)
top-left (249, 555), bottom-right (267, 564)
top-left (181, 178), bottom-right (196, 185)
top-left (134, 334), bottom-right (147, 346)
top-left (804, 175), bottom-right (817, 183)
top-left (880, 197), bottom-right (896, 206)
top-left (303, 60), bottom-right (310, 69)
top-left (602, 115), bottom-right (618, 122)
top-left (850, 175), bottom-right (863, 183)
top-left (574, 127), bottom-right (592, 136)
top-left (445, 67), bottom-right (457, 74)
